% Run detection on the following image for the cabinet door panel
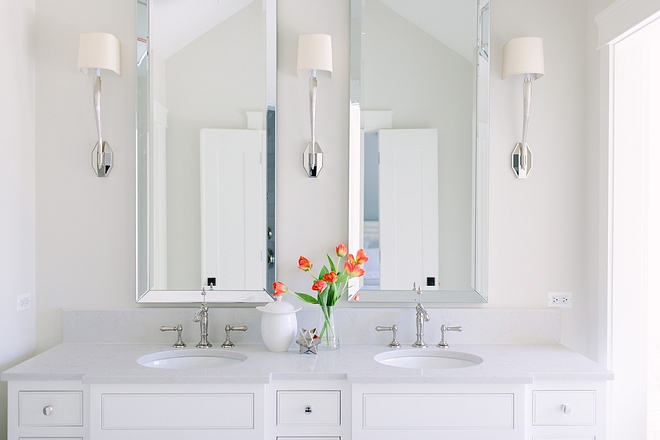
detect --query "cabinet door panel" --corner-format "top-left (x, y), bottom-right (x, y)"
top-left (362, 393), bottom-right (514, 429)
top-left (101, 393), bottom-right (253, 429)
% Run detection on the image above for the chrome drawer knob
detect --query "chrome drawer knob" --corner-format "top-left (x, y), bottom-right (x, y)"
top-left (304, 405), bottom-right (313, 413)
top-left (43, 405), bottom-right (53, 416)
top-left (561, 404), bottom-right (571, 414)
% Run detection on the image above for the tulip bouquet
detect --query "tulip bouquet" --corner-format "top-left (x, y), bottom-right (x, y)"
top-left (272, 244), bottom-right (368, 348)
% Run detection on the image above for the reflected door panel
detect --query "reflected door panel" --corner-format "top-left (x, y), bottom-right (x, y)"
top-left (379, 129), bottom-right (439, 290)
top-left (200, 129), bottom-right (266, 291)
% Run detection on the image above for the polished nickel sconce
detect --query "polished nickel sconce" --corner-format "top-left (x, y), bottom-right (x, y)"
top-left (502, 37), bottom-right (544, 179)
top-left (77, 33), bottom-right (121, 177)
top-left (297, 34), bottom-right (333, 178)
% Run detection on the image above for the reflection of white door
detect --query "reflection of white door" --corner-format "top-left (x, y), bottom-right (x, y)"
top-left (379, 129), bottom-right (439, 290)
top-left (200, 129), bottom-right (266, 290)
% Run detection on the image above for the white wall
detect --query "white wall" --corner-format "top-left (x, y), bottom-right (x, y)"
top-left (0, 0), bottom-right (36, 437)
top-left (34, 0), bottom-right (138, 352)
top-left (29, 0), bottom-right (601, 357)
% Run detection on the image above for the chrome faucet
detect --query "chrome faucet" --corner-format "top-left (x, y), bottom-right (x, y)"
top-left (412, 283), bottom-right (430, 348)
top-left (193, 288), bottom-right (212, 348)
top-left (438, 324), bottom-right (463, 349)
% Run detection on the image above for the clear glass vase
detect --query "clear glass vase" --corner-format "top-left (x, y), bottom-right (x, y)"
top-left (317, 304), bottom-right (340, 350)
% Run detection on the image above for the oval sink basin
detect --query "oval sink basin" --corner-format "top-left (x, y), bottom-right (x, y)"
top-left (374, 349), bottom-right (483, 370)
top-left (137, 349), bottom-right (247, 370)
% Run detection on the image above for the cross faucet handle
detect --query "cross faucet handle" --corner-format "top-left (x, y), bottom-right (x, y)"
top-left (438, 324), bottom-right (463, 349)
top-left (160, 324), bottom-right (186, 348)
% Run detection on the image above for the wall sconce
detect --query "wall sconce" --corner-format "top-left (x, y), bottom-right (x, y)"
top-left (297, 34), bottom-right (333, 178)
top-left (502, 37), bottom-right (544, 179)
top-left (77, 33), bottom-right (121, 177)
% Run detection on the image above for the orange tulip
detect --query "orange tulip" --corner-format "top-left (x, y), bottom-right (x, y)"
top-left (312, 280), bottom-right (327, 292)
top-left (323, 271), bottom-right (338, 283)
top-left (336, 244), bottom-right (348, 257)
top-left (298, 256), bottom-right (312, 271)
top-left (272, 281), bottom-right (287, 297)
top-left (354, 249), bottom-right (369, 264)
top-left (344, 260), bottom-right (365, 278)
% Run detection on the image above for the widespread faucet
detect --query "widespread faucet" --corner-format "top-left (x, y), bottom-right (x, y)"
top-left (193, 288), bottom-right (212, 348)
top-left (412, 283), bottom-right (430, 348)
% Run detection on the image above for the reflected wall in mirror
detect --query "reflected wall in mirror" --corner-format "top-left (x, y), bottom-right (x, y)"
top-left (136, 0), bottom-right (276, 303)
top-left (348, 0), bottom-right (489, 303)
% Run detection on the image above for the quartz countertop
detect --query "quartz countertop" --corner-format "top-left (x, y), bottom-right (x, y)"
top-left (0, 343), bottom-right (613, 384)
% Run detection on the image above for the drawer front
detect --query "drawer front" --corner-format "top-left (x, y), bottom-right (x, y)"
top-left (362, 393), bottom-right (514, 429)
top-left (533, 437), bottom-right (595, 440)
top-left (19, 438), bottom-right (83, 440)
top-left (19, 391), bottom-right (83, 427)
top-left (101, 393), bottom-right (254, 430)
top-left (533, 391), bottom-right (596, 426)
top-left (277, 391), bottom-right (341, 426)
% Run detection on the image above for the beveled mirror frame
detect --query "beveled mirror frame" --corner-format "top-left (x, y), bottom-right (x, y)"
top-left (135, 0), bottom-right (276, 303)
top-left (346, 0), bottom-right (490, 303)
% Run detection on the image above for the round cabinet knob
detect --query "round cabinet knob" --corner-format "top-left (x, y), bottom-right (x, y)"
top-left (561, 404), bottom-right (572, 414)
top-left (304, 405), bottom-right (313, 414)
top-left (43, 405), bottom-right (54, 416)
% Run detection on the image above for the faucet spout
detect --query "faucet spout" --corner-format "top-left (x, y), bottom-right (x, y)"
top-left (412, 283), bottom-right (430, 348)
top-left (193, 288), bottom-right (212, 348)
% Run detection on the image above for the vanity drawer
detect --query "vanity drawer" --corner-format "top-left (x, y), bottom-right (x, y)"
top-left (532, 390), bottom-right (596, 426)
top-left (277, 390), bottom-right (341, 426)
top-left (19, 391), bottom-right (83, 427)
top-left (101, 393), bottom-right (254, 429)
top-left (362, 393), bottom-right (514, 429)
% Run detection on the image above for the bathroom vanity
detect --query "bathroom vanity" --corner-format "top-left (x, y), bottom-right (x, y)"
top-left (3, 342), bottom-right (611, 440)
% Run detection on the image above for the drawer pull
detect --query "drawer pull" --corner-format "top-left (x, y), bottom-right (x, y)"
top-left (43, 405), bottom-right (53, 416)
top-left (561, 404), bottom-right (571, 414)
top-left (304, 405), bottom-right (313, 413)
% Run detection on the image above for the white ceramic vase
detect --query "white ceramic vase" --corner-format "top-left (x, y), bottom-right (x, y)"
top-left (256, 297), bottom-right (301, 352)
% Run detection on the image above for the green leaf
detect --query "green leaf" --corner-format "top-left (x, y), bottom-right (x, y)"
top-left (327, 255), bottom-right (336, 272)
top-left (293, 292), bottom-right (319, 305)
top-left (318, 266), bottom-right (329, 279)
top-left (336, 272), bottom-right (349, 283)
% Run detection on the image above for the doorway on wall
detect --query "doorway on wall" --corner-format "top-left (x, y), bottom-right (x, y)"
top-left (610, 15), bottom-right (660, 440)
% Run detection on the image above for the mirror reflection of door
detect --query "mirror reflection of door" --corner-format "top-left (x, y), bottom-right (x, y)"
top-left (363, 129), bottom-right (439, 290)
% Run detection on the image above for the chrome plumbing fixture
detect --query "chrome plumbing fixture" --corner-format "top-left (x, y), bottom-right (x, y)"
top-left (437, 324), bottom-right (463, 349)
top-left (412, 283), bottom-right (430, 348)
top-left (160, 324), bottom-right (186, 348)
top-left (375, 325), bottom-right (401, 348)
top-left (221, 324), bottom-right (248, 348)
top-left (193, 287), bottom-right (212, 348)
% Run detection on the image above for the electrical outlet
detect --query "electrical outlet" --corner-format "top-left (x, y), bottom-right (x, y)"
top-left (547, 292), bottom-right (572, 308)
top-left (17, 293), bottom-right (30, 311)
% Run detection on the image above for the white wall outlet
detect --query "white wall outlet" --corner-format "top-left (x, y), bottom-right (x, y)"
top-left (17, 293), bottom-right (30, 311)
top-left (547, 292), bottom-right (572, 308)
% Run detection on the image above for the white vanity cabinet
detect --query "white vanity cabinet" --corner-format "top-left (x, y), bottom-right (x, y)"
top-left (7, 380), bottom-right (87, 440)
top-left (526, 380), bottom-right (607, 439)
top-left (88, 382), bottom-right (265, 440)
top-left (351, 382), bottom-right (526, 440)
top-left (266, 380), bottom-right (351, 440)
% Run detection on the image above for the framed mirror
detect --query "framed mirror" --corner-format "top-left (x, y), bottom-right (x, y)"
top-left (136, 0), bottom-right (276, 303)
top-left (347, 0), bottom-right (490, 303)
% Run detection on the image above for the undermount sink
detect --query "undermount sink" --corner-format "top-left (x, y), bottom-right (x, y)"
top-left (374, 349), bottom-right (483, 370)
top-left (137, 349), bottom-right (247, 370)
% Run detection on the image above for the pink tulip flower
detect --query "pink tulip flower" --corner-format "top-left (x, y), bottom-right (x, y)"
top-left (336, 244), bottom-right (348, 257)
top-left (272, 281), bottom-right (287, 297)
top-left (312, 280), bottom-right (327, 292)
top-left (298, 256), bottom-right (312, 271)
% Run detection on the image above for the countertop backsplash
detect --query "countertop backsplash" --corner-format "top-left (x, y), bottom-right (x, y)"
top-left (62, 307), bottom-right (560, 347)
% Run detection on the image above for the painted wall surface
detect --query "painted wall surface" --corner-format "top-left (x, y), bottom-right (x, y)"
top-left (0, 0), bottom-right (36, 437)
top-left (27, 0), bottom-right (615, 358)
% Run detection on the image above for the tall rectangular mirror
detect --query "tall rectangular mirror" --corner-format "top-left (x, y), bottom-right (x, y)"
top-left (347, 0), bottom-right (490, 303)
top-left (136, 0), bottom-right (276, 303)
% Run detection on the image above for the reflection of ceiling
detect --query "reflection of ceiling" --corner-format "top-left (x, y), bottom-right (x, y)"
top-left (151, 0), bottom-right (256, 58)
top-left (378, 0), bottom-right (475, 61)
